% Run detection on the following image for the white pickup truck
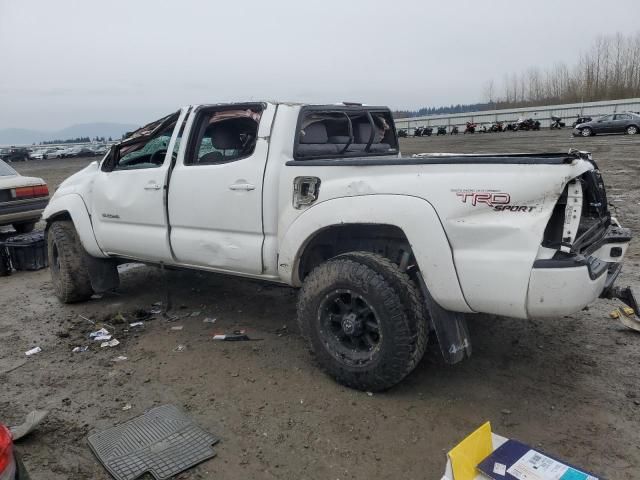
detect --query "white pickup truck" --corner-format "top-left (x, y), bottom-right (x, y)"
top-left (43, 102), bottom-right (634, 391)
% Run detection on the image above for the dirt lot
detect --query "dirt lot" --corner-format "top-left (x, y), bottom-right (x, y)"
top-left (1, 130), bottom-right (639, 479)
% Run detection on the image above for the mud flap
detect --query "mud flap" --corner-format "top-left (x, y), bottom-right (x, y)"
top-left (416, 272), bottom-right (472, 364)
top-left (86, 255), bottom-right (120, 293)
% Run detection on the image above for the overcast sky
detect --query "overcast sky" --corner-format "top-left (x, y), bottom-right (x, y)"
top-left (1, 0), bottom-right (639, 130)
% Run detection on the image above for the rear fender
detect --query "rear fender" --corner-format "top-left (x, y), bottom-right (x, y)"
top-left (43, 193), bottom-right (106, 258)
top-left (278, 194), bottom-right (472, 313)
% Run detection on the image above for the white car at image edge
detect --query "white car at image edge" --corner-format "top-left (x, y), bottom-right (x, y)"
top-left (0, 159), bottom-right (49, 233)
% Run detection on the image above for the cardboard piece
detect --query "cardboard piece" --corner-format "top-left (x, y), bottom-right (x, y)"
top-left (443, 422), bottom-right (496, 480)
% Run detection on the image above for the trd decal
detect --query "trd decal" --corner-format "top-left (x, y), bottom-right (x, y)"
top-left (453, 190), bottom-right (537, 212)
top-left (456, 191), bottom-right (510, 207)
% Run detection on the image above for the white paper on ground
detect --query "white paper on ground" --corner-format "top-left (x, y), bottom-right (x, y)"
top-left (507, 449), bottom-right (598, 480)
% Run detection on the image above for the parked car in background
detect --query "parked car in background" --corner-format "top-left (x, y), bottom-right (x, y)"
top-left (572, 115), bottom-right (592, 127)
top-left (0, 159), bottom-right (49, 233)
top-left (42, 148), bottom-right (65, 159)
top-left (29, 147), bottom-right (59, 160)
top-left (573, 112), bottom-right (640, 137)
top-left (89, 144), bottom-right (109, 156)
top-left (0, 147), bottom-right (30, 162)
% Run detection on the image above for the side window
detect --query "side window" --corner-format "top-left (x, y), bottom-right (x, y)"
top-left (615, 114), bottom-right (631, 120)
top-left (115, 129), bottom-right (173, 170)
top-left (295, 109), bottom-right (398, 160)
top-left (102, 111), bottom-right (181, 172)
top-left (186, 107), bottom-right (262, 165)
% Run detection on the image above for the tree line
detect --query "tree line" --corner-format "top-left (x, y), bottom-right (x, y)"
top-left (396, 31), bottom-right (640, 118)
top-left (41, 136), bottom-right (113, 145)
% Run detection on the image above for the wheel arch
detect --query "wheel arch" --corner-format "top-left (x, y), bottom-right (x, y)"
top-left (278, 195), bottom-right (472, 313)
top-left (43, 193), bottom-right (106, 258)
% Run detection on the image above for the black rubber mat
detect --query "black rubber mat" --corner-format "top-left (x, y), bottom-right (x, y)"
top-left (88, 404), bottom-right (219, 480)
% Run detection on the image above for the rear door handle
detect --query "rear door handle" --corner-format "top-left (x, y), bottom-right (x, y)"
top-left (229, 183), bottom-right (256, 191)
top-left (144, 183), bottom-right (162, 190)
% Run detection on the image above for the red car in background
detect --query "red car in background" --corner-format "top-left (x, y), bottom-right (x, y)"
top-left (0, 424), bottom-right (29, 480)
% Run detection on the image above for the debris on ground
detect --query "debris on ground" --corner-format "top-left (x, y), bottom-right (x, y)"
top-left (131, 309), bottom-right (153, 321)
top-left (88, 405), bottom-right (219, 480)
top-left (212, 330), bottom-right (261, 342)
top-left (112, 313), bottom-right (127, 324)
top-left (9, 410), bottom-right (49, 441)
top-left (79, 314), bottom-right (95, 324)
top-left (610, 306), bottom-right (640, 332)
top-left (122, 404), bottom-right (132, 411)
top-left (275, 325), bottom-right (288, 336)
top-left (25, 347), bottom-right (41, 356)
top-left (190, 311), bottom-right (201, 317)
top-left (170, 326), bottom-right (183, 331)
top-left (89, 328), bottom-right (110, 339)
top-left (72, 346), bottom-right (89, 353)
top-left (129, 321), bottom-right (144, 328)
top-left (203, 317), bottom-right (217, 324)
top-left (101, 339), bottom-right (120, 348)
top-left (174, 344), bottom-right (187, 352)
top-left (443, 422), bottom-right (601, 480)
top-left (111, 356), bottom-right (128, 362)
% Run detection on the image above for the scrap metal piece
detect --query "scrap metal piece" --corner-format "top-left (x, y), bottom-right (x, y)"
top-left (88, 405), bottom-right (219, 480)
top-left (603, 286), bottom-right (640, 332)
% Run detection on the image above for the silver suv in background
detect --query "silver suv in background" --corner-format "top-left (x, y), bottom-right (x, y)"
top-left (573, 112), bottom-right (640, 137)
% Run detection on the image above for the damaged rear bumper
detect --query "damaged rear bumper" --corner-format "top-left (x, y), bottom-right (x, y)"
top-left (527, 225), bottom-right (632, 318)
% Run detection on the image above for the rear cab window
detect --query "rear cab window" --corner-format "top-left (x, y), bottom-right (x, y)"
top-left (294, 106), bottom-right (399, 160)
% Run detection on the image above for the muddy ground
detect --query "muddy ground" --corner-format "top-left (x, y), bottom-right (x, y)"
top-left (1, 129), bottom-right (639, 479)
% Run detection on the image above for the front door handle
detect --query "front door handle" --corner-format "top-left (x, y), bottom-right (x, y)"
top-left (144, 183), bottom-right (162, 191)
top-left (229, 183), bottom-right (256, 191)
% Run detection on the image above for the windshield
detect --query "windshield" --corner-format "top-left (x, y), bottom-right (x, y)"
top-left (0, 159), bottom-right (18, 176)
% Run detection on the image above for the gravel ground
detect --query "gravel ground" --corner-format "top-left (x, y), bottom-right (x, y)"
top-left (1, 129), bottom-right (638, 479)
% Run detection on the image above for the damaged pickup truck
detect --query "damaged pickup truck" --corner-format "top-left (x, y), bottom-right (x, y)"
top-left (43, 102), bottom-right (635, 391)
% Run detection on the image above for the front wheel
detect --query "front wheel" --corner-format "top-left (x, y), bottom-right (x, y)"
top-left (581, 127), bottom-right (593, 137)
top-left (626, 125), bottom-right (638, 135)
top-left (47, 220), bottom-right (94, 303)
top-left (297, 252), bottom-right (428, 391)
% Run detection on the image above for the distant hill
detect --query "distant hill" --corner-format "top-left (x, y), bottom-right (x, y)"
top-left (0, 122), bottom-right (140, 145)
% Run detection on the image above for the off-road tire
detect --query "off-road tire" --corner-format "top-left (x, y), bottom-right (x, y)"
top-left (12, 222), bottom-right (36, 234)
top-left (47, 220), bottom-right (93, 303)
top-left (297, 252), bottom-right (429, 391)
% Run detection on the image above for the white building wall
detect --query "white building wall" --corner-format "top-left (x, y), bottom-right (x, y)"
top-left (394, 98), bottom-right (640, 134)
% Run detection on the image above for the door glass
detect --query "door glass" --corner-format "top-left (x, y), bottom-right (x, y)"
top-left (115, 127), bottom-right (175, 170)
top-left (186, 107), bottom-right (263, 166)
top-left (615, 114), bottom-right (631, 120)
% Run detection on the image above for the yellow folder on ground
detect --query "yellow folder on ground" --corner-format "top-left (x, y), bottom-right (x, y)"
top-left (447, 422), bottom-right (493, 480)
